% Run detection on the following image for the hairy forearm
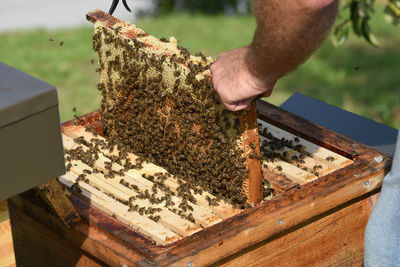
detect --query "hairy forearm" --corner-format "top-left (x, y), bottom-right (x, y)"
top-left (248, 0), bottom-right (338, 79)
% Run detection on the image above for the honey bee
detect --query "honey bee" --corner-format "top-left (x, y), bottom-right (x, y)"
top-left (249, 152), bottom-right (258, 159)
top-left (249, 142), bottom-right (256, 149)
top-left (313, 165), bottom-right (323, 171)
top-left (174, 70), bottom-right (181, 77)
top-left (326, 156), bottom-right (335, 162)
top-left (82, 169), bottom-right (92, 175)
top-left (275, 166), bottom-right (283, 172)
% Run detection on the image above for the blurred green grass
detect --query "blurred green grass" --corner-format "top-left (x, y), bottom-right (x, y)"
top-left (0, 5), bottom-right (399, 128)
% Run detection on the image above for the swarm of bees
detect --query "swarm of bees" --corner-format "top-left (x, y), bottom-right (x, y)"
top-left (65, 132), bottom-right (200, 223)
top-left (258, 124), bottom-right (336, 178)
top-left (65, 21), bottom-right (340, 222)
top-left (88, 22), bottom-right (275, 209)
top-left (259, 125), bottom-right (311, 166)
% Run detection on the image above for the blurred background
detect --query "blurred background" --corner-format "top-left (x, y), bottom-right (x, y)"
top-left (1, 0), bottom-right (399, 127)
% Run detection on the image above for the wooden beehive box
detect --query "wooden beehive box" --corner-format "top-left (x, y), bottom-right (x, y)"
top-left (8, 99), bottom-right (390, 266)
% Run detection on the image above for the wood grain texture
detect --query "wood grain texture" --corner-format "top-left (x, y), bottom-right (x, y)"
top-left (0, 200), bottom-right (9, 223)
top-left (256, 100), bottom-right (371, 159)
top-left (8, 157), bottom-right (388, 266)
top-left (8, 195), bottom-right (146, 266)
top-left (258, 120), bottom-right (353, 169)
top-left (161, 165), bottom-right (387, 266)
top-left (9, 205), bottom-right (105, 267)
top-left (218, 195), bottom-right (372, 267)
top-left (240, 104), bottom-right (263, 205)
top-left (263, 167), bottom-right (298, 195)
top-left (0, 220), bottom-right (15, 267)
top-left (61, 122), bottom-right (241, 220)
top-left (62, 127), bottom-right (236, 221)
top-left (36, 179), bottom-right (81, 227)
top-left (59, 174), bottom-right (183, 245)
top-left (56, 100), bottom-right (391, 265)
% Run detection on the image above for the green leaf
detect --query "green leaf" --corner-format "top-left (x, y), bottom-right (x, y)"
top-left (390, 0), bottom-right (400, 9)
top-left (351, 1), bottom-right (362, 36)
top-left (388, 2), bottom-right (400, 17)
top-left (361, 17), bottom-right (380, 47)
top-left (333, 23), bottom-right (350, 47)
top-left (365, 0), bottom-right (375, 12)
top-left (384, 5), bottom-right (400, 27)
top-left (358, 0), bottom-right (368, 17)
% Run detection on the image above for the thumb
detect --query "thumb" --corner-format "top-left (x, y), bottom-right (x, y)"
top-left (228, 98), bottom-right (253, 112)
top-left (244, 98), bottom-right (255, 111)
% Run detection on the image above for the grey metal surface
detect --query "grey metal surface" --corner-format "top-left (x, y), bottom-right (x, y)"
top-left (280, 92), bottom-right (398, 156)
top-left (0, 63), bottom-right (65, 201)
top-left (0, 106), bottom-right (65, 201)
top-left (0, 62), bottom-right (58, 128)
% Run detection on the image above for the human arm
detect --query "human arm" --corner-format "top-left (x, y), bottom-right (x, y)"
top-left (211, 0), bottom-right (339, 111)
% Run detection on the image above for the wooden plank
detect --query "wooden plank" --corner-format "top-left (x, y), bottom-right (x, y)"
top-left (256, 100), bottom-right (369, 158)
top-left (263, 159), bottom-right (317, 184)
top-left (62, 133), bottom-right (223, 227)
top-left (9, 193), bottom-right (147, 266)
top-left (36, 179), bottom-right (81, 227)
top-left (258, 120), bottom-right (353, 168)
top-left (169, 196), bottom-right (222, 227)
top-left (218, 195), bottom-right (370, 266)
top-left (0, 220), bottom-right (15, 267)
top-left (8, 203), bottom-right (106, 267)
top-left (63, 128), bottom-right (239, 219)
top-left (66, 160), bottom-right (200, 237)
top-left (62, 134), bottom-right (150, 188)
top-left (154, 157), bottom-right (387, 266)
top-left (260, 135), bottom-right (336, 176)
top-left (59, 173), bottom-right (181, 245)
top-left (0, 254), bottom-right (16, 267)
top-left (263, 167), bottom-right (298, 194)
top-left (0, 245), bottom-right (15, 266)
top-left (0, 200), bottom-right (9, 223)
top-left (63, 128), bottom-right (165, 188)
top-left (240, 106), bottom-right (263, 205)
top-left (67, 161), bottom-right (131, 200)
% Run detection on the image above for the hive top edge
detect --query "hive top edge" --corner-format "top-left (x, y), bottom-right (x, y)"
top-left (0, 62), bottom-right (58, 128)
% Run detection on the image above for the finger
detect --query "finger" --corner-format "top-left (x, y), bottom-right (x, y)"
top-left (243, 98), bottom-right (254, 111)
top-left (210, 63), bottom-right (217, 75)
top-left (216, 52), bottom-right (226, 61)
top-left (216, 49), bottom-right (233, 61)
top-left (224, 99), bottom-right (251, 111)
top-left (222, 102), bottom-right (243, 111)
top-left (241, 96), bottom-right (258, 111)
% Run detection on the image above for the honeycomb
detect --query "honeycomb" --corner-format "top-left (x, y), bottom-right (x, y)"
top-left (92, 19), bottom-right (270, 208)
